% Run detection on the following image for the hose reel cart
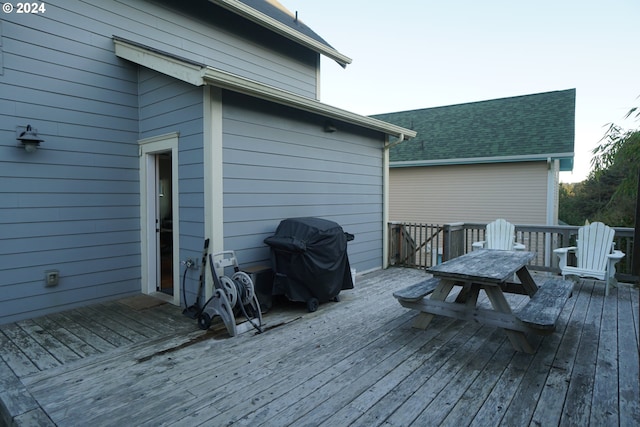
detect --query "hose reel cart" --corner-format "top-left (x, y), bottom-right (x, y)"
top-left (197, 251), bottom-right (263, 337)
top-left (264, 217), bottom-right (354, 312)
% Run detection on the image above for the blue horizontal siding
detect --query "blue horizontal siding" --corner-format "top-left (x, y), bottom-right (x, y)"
top-left (0, 217), bottom-right (140, 238)
top-left (1, 177), bottom-right (138, 194)
top-left (0, 0), bottom-right (347, 323)
top-left (0, 194), bottom-right (140, 209)
top-left (137, 68), bottom-right (205, 306)
top-left (45, 0), bottom-right (317, 96)
top-left (221, 92), bottom-right (384, 270)
top-left (1, 20), bottom-right (141, 326)
top-left (0, 278), bottom-right (141, 325)
top-left (0, 242), bottom-right (140, 271)
top-left (0, 231), bottom-right (139, 255)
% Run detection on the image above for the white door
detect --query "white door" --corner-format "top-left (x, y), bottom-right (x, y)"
top-left (139, 133), bottom-right (180, 305)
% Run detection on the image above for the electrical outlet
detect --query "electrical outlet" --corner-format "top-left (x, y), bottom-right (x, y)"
top-left (45, 270), bottom-right (59, 287)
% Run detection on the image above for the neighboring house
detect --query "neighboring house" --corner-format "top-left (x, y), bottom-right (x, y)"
top-left (0, 0), bottom-right (415, 324)
top-left (372, 89), bottom-right (575, 226)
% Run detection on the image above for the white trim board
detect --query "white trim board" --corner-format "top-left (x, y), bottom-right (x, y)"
top-left (138, 133), bottom-right (181, 306)
top-left (390, 152), bottom-right (575, 168)
top-left (208, 0), bottom-right (352, 67)
top-left (114, 38), bottom-right (415, 141)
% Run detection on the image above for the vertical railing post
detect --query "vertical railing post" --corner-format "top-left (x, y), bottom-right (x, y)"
top-left (388, 222), bottom-right (400, 266)
top-left (443, 222), bottom-right (465, 261)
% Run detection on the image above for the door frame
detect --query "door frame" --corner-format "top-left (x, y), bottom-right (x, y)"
top-left (139, 132), bottom-right (180, 305)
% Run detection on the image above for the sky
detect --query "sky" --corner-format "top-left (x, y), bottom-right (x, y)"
top-left (286, 0), bottom-right (639, 183)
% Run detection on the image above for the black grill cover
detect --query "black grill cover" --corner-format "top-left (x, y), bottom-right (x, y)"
top-left (264, 217), bottom-right (354, 304)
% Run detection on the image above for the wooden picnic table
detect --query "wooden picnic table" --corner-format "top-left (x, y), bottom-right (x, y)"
top-left (393, 249), bottom-right (574, 353)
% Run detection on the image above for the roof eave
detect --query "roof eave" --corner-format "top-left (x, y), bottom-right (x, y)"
top-left (113, 37), bottom-right (413, 140)
top-left (202, 66), bottom-right (415, 139)
top-left (208, 0), bottom-right (352, 67)
top-left (390, 153), bottom-right (575, 168)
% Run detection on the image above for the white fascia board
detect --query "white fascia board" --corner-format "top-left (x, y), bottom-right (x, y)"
top-left (114, 38), bottom-right (414, 140)
top-left (209, 0), bottom-right (352, 67)
top-left (114, 38), bottom-right (205, 86)
top-left (202, 67), bottom-right (416, 140)
top-left (390, 152), bottom-right (574, 168)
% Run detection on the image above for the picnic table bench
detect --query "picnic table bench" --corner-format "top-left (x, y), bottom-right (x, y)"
top-left (515, 278), bottom-right (574, 332)
top-left (393, 250), bottom-right (574, 353)
top-left (392, 278), bottom-right (440, 302)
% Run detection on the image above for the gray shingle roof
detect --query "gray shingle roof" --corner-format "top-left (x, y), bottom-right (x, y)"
top-left (238, 0), bottom-right (333, 48)
top-left (372, 89), bottom-right (575, 167)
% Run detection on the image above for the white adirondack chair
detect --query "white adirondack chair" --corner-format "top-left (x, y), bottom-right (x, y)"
top-left (553, 222), bottom-right (625, 296)
top-left (472, 219), bottom-right (526, 251)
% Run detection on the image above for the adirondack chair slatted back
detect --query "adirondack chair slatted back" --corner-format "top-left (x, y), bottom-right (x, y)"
top-left (485, 219), bottom-right (515, 250)
top-left (576, 222), bottom-right (615, 272)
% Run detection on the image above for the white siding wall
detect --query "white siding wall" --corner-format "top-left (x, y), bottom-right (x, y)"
top-left (389, 162), bottom-right (550, 225)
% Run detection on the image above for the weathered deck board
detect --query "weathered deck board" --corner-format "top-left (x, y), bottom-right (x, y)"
top-left (0, 323), bottom-right (60, 371)
top-left (413, 298), bottom-right (533, 426)
top-left (15, 319), bottom-right (83, 365)
top-left (560, 281), bottom-right (603, 425)
top-left (438, 338), bottom-right (515, 427)
top-left (143, 275), bottom-right (430, 426)
top-left (590, 283), bottom-right (620, 426)
top-left (617, 284), bottom-right (640, 426)
top-left (0, 268), bottom-right (638, 427)
top-left (528, 281), bottom-right (593, 426)
top-left (498, 281), bottom-right (580, 426)
top-left (31, 315), bottom-right (102, 358)
top-left (385, 295), bottom-right (530, 426)
top-left (0, 329), bottom-right (42, 377)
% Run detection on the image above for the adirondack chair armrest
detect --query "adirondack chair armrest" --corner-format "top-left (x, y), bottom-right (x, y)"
top-left (553, 246), bottom-right (577, 270)
top-left (553, 246), bottom-right (577, 255)
top-left (513, 242), bottom-right (526, 251)
top-left (472, 241), bottom-right (485, 250)
top-left (605, 250), bottom-right (625, 289)
top-left (607, 250), bottom-right (625, 261)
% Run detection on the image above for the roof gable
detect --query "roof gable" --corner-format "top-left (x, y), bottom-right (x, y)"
top-left (211, 0), bottom-right (352, 67)
top-left (372, 89), bottom-right (576, 168)
top-left (240, 0), bottom-right (330, 45)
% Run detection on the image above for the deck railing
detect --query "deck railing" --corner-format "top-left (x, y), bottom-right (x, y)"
top-left (388, 221), bottom-right (637, 283)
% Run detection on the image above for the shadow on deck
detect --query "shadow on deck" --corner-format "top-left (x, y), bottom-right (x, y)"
top-left (1, 267), bottom-right (638, 426)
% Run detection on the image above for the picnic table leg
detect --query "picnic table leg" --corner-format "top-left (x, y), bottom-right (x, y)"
top-left (411, 280), bottom-right (455, 329)
top-left (515, 267), bottom-right (538, 296)
top-left (484, 286), bottom-right (535, 354)
top-left (454, 282), bottom-right (480, 307)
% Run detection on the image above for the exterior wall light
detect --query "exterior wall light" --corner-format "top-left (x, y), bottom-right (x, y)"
top-left (323, 121), bottom-right (337, 133)
top-left (16, 125), bottom-right (44, 153)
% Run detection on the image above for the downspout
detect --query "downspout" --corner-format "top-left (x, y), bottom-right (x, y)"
top-left (382, 133), bottom-right (404, 269)
top-left (545, 157), bottom-right (557, 268)
top-left (384, 133), bottom-right (405, 150)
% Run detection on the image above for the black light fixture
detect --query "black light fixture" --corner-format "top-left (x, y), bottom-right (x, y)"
top-left (323, 120), bottom-right (337, 133)
top-left (16, 125), bottom-right (44, 153)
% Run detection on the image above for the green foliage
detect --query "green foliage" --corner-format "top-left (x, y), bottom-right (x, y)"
top-left (559, 101), bottom-right (639, 227)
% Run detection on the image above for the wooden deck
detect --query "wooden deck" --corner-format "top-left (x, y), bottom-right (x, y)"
top-left (1, 267), bottom-right (638, 426)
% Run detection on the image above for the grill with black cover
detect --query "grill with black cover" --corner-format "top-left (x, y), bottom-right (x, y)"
top-left (264, 217), bottom-right (354, 312)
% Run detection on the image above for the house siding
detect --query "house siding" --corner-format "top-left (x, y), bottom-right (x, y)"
top-left (1, 0), bottom-right (389, 323)
top-left (389, 162), bottom-right (549, 225)
top-left (0, 0), bottom-right (320, 323)
top-left (102, 0), bottom-right (318, 97)
top-left (0, 5), bottom-right (141, 323)
top-left (4, 0), bottom-right (318, 98)
top-left (222, 92), bottom-right (385, 272)
top-left (138, 68), bottom-right (206, 304)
